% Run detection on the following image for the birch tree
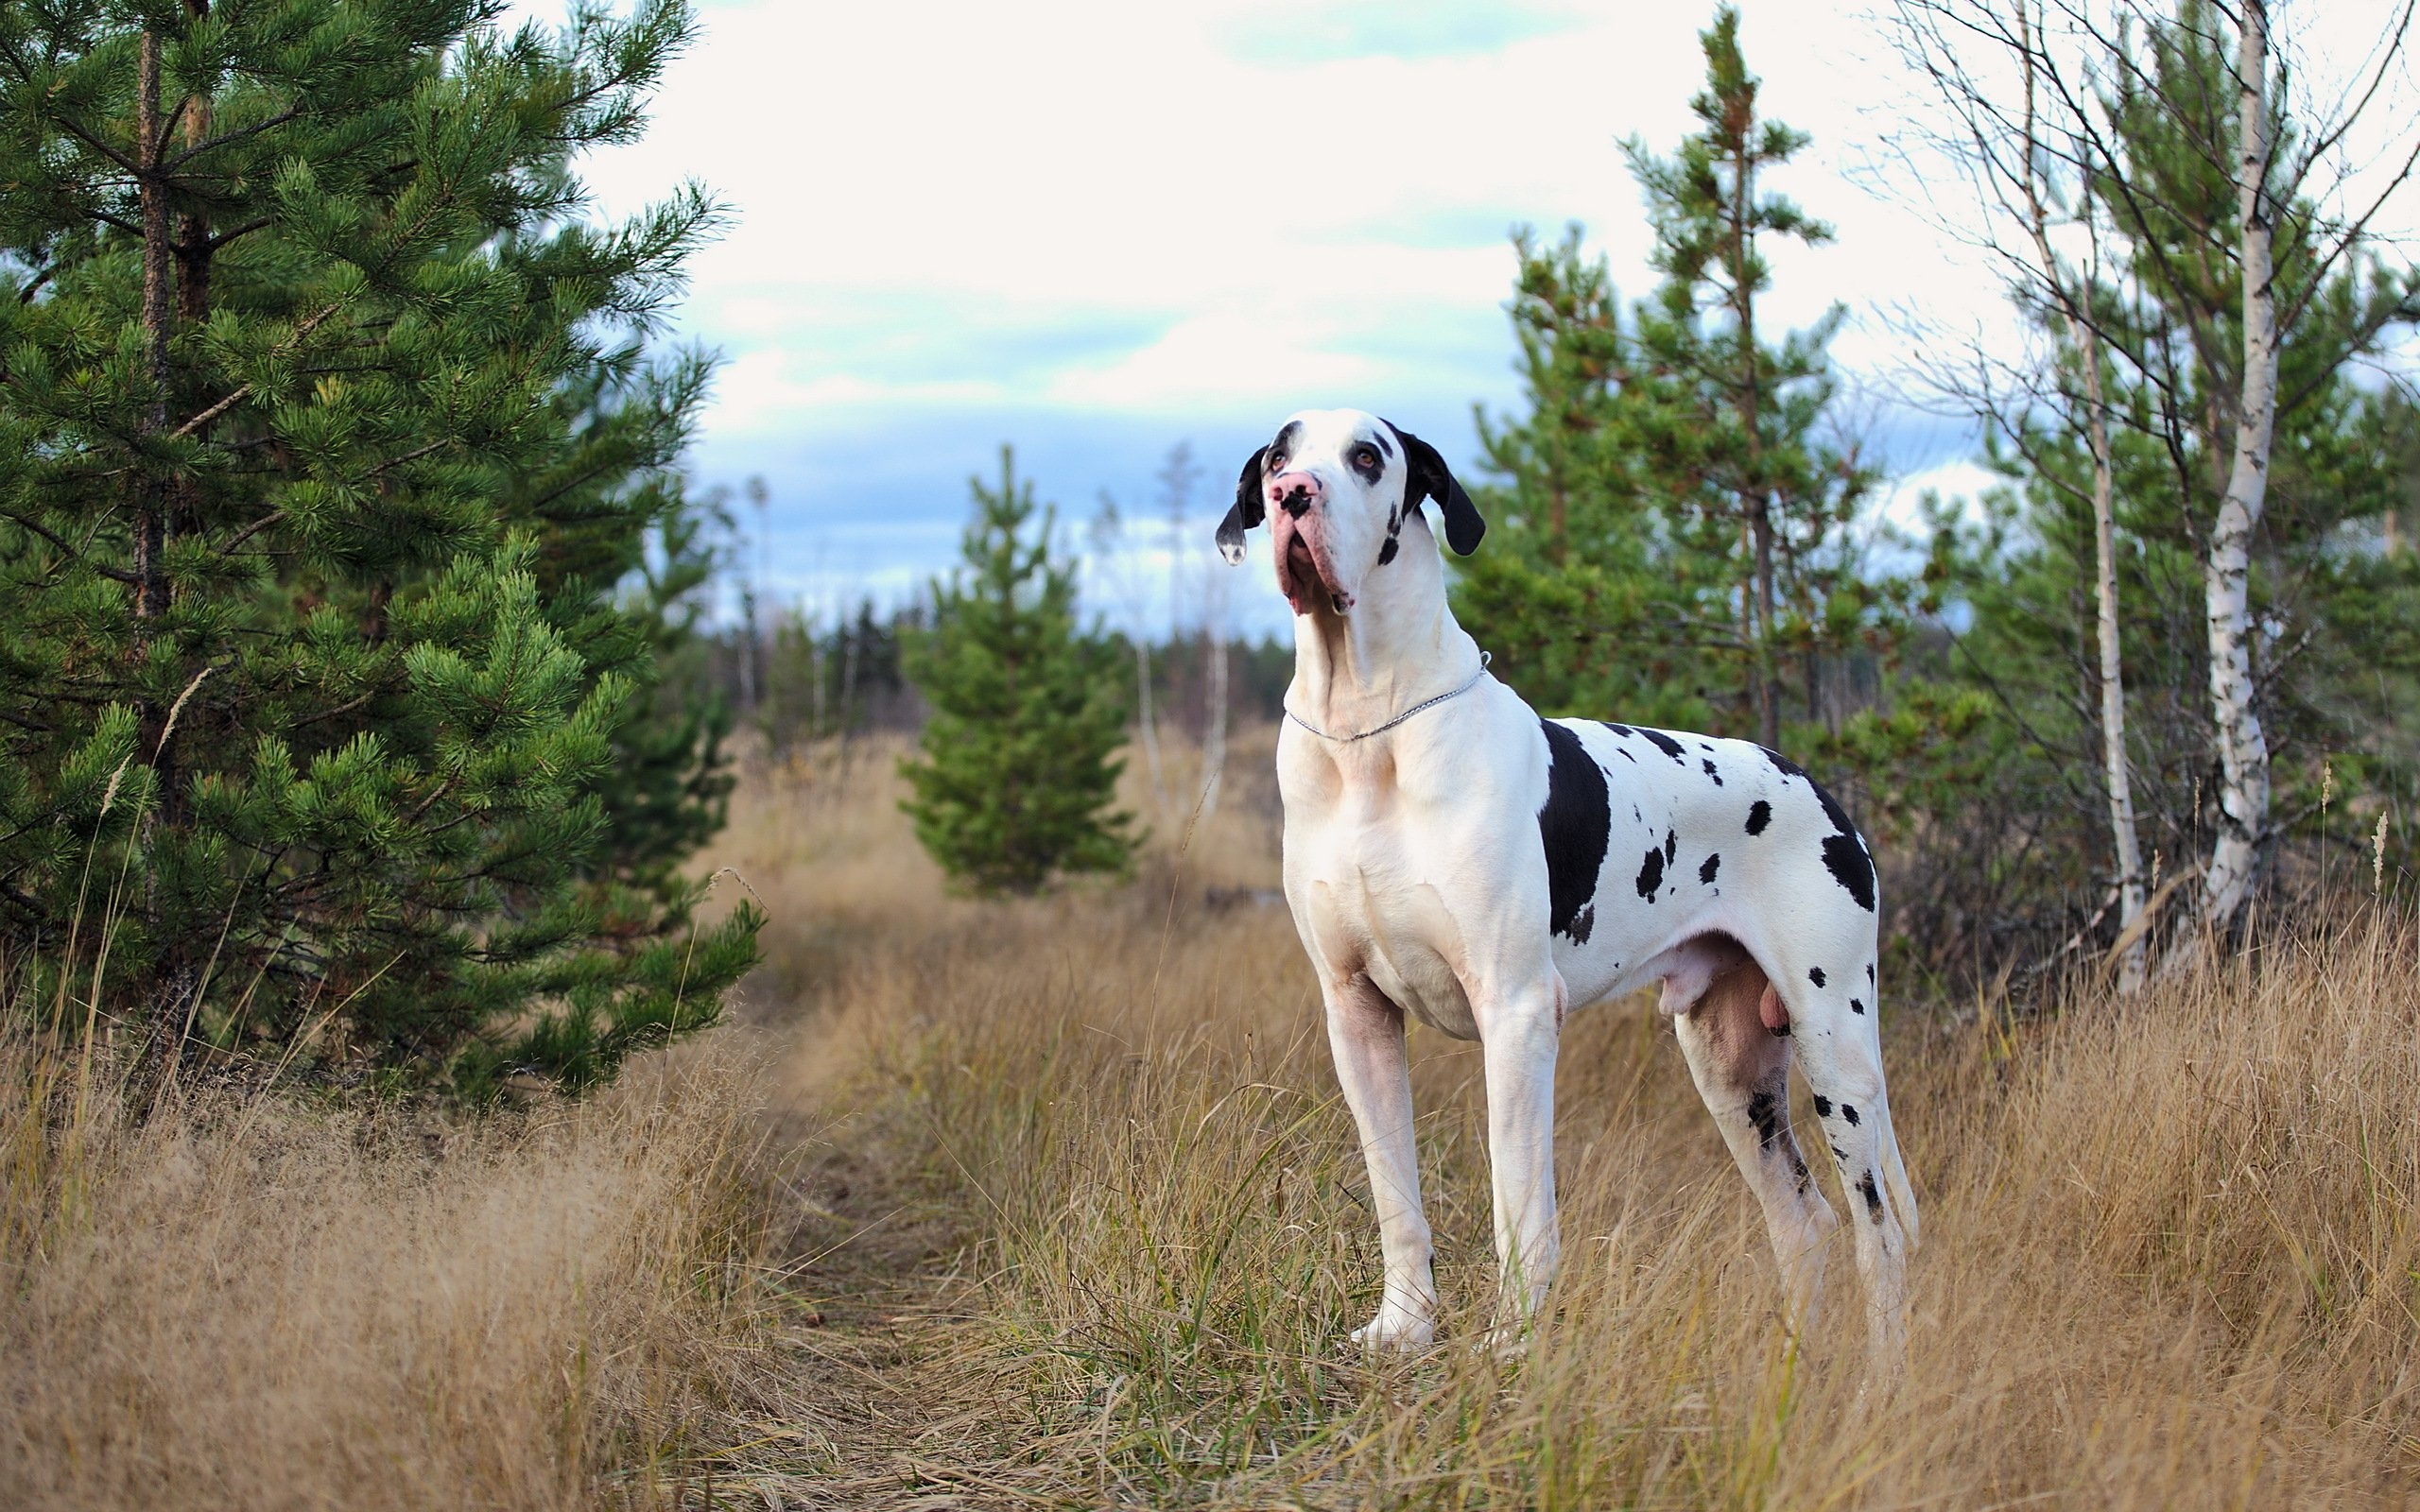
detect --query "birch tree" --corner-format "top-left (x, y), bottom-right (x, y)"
top-left (1891, 0), bottom-right (2420, 968)
top-left (1157, 442), bottom-right (1227, 820)
top-left (2187, 0), bottom-right (2275, 961)
top-left (1890, 0), bottom-right (2152, 988)
top-left (1086, 494), bottom-right (1167, 816)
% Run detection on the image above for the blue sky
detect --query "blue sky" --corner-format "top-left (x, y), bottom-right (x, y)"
top-left (536, 0), bottom-right (2414, 637)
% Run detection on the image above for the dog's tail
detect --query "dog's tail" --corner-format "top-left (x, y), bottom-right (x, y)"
top-left (1876, 1092), bottom-right (1920, 1251)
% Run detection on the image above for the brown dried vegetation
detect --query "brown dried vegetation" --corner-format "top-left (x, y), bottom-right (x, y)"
top-left (8, 732), bottom-right (2418, 1507)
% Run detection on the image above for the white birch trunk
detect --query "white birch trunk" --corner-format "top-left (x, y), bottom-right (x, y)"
top-left (1200, 633), bottom-right (1228, 821)
top-left (2175, 1), bottom-right (2277, 968)
top-left (2018, 5), bottom-right (2147, 989)
top-left (2083, 329), bottom-right (2149, 991)
top-left (1134, 640), bottom-right (1166, 817)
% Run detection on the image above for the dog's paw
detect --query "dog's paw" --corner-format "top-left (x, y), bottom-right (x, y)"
top-left (1477, 1316), bottom-right (1539, 1363)
top-left (1349, 1311), bottom-right (1435, 1354)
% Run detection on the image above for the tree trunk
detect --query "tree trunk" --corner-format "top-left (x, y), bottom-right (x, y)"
top-left (2083, 330), bottom-right (2149, 991)
top-left (838, 615), bottom-right (860, 768)
top-left (1200, 632), bottom-right (1228, 821)
top-left (1732, 128), bottom-right (1779, 751)
top-left (1751, 500), bottom-right (1777, 749)
top-left (1133, 639), bottom-right (1166, 817)
top-left (130, 26), bottom-right (199, 1099)
top-left (2015, 0), bottom-right (2148, 988)
top-left (2175, 0), bottom-right (2276, 968)
top-left (737, 587), bottom-right (759, 716)
top-left (134, 30), bottom-right (172, 625)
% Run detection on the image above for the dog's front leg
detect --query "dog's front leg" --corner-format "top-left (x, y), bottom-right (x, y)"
top-left (1477, 978), bottom-right (1563, 1349)
top-left (1323, 977), bottom-right (1437, 1351)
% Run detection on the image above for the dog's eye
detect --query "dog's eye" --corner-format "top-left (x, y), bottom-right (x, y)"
top-left (1354, 446), bottom-right (1378, 471)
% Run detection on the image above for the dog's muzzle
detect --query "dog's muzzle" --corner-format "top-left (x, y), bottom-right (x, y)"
top-left (1267, 471), bottom-right (1350, 614)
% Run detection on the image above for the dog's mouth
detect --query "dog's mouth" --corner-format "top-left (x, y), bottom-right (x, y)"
top-left (1274, 512), bottom-right (1352, 616)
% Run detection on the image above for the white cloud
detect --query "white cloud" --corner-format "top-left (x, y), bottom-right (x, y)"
top-left (493, 0), bottom-right (2420, 621)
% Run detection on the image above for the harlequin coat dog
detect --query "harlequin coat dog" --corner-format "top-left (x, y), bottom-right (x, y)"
top-left (1217, 408), bottom-right (1918, 1365)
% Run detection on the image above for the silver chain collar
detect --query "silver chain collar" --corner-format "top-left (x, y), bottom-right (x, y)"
top-left (1285, 653), bottom-right (1493, 744)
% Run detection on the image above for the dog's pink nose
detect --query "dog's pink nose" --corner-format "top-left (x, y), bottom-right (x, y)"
top-left (1267, 470), bottom-right (1323, 518)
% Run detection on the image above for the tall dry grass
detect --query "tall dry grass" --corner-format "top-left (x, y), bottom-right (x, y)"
top-left (0, 1030), bottom-right (798, 1510)
top-left (714, 732), bottom-right (2420, 1508)
top-left (9, 730), bottom-right (2414, 1508)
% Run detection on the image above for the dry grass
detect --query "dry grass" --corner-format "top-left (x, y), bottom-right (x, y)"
top-left (0, 1032), bottom-right (799, 1510)
top-left (8, 730), bottom-right (2417, 1508)
top-left (713, 732), bottom-right (2420, 1508)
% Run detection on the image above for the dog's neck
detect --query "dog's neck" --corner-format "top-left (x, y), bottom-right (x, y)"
top-left (1286, 516), bottom-right (1483, 737)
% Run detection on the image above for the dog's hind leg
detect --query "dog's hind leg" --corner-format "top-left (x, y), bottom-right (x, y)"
top-left (1790, 1010), bottom-right (1913, 1375)
top-left (1672, 952), bottom-right (1839, 1339)
top-left (1324, 975), bottom-right (1437, 1350)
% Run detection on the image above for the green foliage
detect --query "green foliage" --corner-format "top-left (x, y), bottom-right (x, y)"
top-left (901, 448), bottom-right (1136, 896)
top-left (0, 0), bottom-right (757, 1096)
top-left (1918, 2), bottom-right (2420, 954)
top-left (1455, 6), bottom-right (1907, 746)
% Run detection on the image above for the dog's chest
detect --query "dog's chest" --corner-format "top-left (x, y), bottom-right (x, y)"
top-left (1278, 748), bottom-right (1512, 1039)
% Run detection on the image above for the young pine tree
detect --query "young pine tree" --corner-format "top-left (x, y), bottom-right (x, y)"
top-left (902, 449), bottom-right (1135, 895)
top-left (1618, 3), bottom-right (1875, 749)
top-left (1452, 228), bottom-right (1737, 730)
top-left (0, 0), bottom-right (758, 1096)
top-left (1457, 6), bottom-right (1891, 746)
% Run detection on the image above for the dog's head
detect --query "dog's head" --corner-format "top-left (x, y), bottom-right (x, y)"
top-left (1215, 408), bottom-right (1484, 616)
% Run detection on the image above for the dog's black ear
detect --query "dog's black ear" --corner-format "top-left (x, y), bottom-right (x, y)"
top-left (1216, 445), bottom-right (1269, 564)
top-left (1385, 421), bottom-right (1485, 556)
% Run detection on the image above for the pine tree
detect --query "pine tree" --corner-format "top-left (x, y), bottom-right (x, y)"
top-left (1456, 7), bottom-right (1892, 744)
top-left (0, 0), bottom-right (759, 1096)
top-left (901, 448), bottom-right (1135, 895)
top-left (1618, 3), bottom-right (1875, 748)
top-left (1451, 228), bottom-right (1732, 728)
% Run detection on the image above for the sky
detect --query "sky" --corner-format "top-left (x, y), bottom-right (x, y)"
top-left (527, 0), bottom-right (2420, 637)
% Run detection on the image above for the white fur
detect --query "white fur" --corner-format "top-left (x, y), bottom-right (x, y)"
top-left (1228, 408), bottom-right (1919, 1366)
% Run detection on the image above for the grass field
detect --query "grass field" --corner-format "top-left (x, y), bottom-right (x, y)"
top-left (8, 731), bottom-right (2419, 1508)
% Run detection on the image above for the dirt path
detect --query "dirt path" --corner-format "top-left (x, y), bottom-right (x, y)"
top-left (712, 1058), bottom-right (1010, 1508)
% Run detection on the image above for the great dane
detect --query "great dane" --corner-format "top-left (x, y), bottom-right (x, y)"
top-left (1216, 408), bottom-right (1918, 1365)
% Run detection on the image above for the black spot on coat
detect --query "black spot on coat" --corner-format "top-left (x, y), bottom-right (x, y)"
top-left (1634, 847), bottom-right (1665, 901)
top-left (1850, 997), bottom-right (1866, 1015)
top-left (1702, 758), bottom-right (1723, 784)
top-left (1638, 728), bottom-right (1687, 764)
top-left (1859, 1172), bottom-right (1884, 1222)
top-left (1745, 800), bottom-right (1772, 835)
top-left (1745, 1088), bottom-right (1785, 1150)
top-left (1566, 902), bottom-right (1595, 944)
top-left (1811, 1094), bottom-right (1833, 1118)
top-left (1808, 967), bottom-right (1825, 988)
top-left (1823, 833), bottom-right (1876, 912)
top-left (1760, 747), bottom-right (1879, 912)
top-left (1699, 853), bottom-right (1720, 885)
top-left (1537, 720), bottom-right (1610, 941)
top-left (1840, 1104), bottom-right (1860, 1126)
top-left (1664, 830), bottom-right (1677, 864)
